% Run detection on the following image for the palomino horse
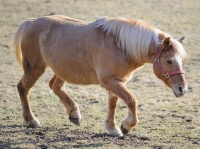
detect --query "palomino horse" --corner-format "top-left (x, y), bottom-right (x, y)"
top-left (13, 15), bottom-right (188, 137)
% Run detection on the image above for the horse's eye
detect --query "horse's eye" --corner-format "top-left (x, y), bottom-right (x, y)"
top-left (166, 60), bottom-right (172, 64)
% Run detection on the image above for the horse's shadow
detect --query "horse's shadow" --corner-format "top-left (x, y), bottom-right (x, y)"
top-left (0, 124), bottom-right (130, 148)
top-left (72, 143), bottom-right (108, 148)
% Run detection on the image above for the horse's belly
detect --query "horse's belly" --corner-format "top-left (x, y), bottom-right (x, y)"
top-left (58, 70), bottom-right (99, 85)
top-left (48, 60), bottom-right (99, 85)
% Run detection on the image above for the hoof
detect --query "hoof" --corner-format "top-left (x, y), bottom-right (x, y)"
top-left (109, 131), bottom-right (123, 137)
top-left (121, 124), bottom-right (129, 134)
top-left (104, 120), bottom-right (123, 137)
top-left (106, 127), bottom-right (123, 137)
top-left (26, 118), bottom-right (41, 128)
top-left (69, 117), bottom-right (81, 126)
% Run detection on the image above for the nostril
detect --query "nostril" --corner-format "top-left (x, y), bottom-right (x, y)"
top-left (179, 86), bottom-right (183, 93)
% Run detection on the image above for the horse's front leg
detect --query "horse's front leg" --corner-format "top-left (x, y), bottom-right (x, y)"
top-left (101, 78), bottom-right (138, 135)
top-left (105, 92), bottom-right (123, 137)
top-left (49, 75), bottom-right (81, 125)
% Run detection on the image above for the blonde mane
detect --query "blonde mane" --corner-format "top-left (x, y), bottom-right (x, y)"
top-left (95, 17), bottom-right (187, 61)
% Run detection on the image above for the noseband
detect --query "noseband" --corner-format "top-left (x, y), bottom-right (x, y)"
top-left (153, 45), bottom-right (184, 83)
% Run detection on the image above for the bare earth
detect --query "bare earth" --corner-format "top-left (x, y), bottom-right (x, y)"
top-left (0, 0), bottom-right (199, 148)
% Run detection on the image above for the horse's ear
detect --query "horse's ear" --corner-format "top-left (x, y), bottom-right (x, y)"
top-left (177, 36), bottom-right (185, 43)
top-left (163, 37), bottom-right (171, 49)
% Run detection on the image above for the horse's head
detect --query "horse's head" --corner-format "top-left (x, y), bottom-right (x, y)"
top-left (153, 36), bottom-right (188, 97)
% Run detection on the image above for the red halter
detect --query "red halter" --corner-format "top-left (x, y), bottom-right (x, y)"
top-left (153, 45), bottom-right (184, 83)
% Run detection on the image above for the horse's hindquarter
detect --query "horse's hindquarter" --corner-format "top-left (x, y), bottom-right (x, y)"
top-left (38, 16), bottom-right (100, 84)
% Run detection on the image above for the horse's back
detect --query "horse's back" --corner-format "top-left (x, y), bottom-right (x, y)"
top-left (19, 15), bottom-right (131, 85)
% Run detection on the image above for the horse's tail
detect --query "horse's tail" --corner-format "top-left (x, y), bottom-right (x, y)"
top-left (13, 18), bottom-right (35, 67)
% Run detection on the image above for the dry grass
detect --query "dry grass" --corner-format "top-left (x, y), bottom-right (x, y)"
top-left (0, 0), bottom-right (200, 148)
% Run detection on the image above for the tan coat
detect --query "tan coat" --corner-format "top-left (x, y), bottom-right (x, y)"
top-left (13, 15), bottom-right (188, 136)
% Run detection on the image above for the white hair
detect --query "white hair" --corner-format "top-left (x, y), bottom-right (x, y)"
top-left (171, 38), bottom-right (187, 59)
top-left (95, 17), bottom-right (187, 62)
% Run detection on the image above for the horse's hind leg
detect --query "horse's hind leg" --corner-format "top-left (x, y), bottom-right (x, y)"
top-left (49, 75), bottom-right (81, 125)
top-left (104, 92), bottom-right (123, 137)
top-left (17, 59), bottom-right (46, 127)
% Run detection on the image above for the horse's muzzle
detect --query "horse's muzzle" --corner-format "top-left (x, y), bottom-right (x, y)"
top-left (172, 85), bottom-right (188, 97)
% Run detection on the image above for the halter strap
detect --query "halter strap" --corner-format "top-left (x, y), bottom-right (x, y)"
top-left (154, 45), bottom-right (184, 83)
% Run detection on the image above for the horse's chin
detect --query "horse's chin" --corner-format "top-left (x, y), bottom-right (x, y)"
top-left (172, 88), bottom-right (187, 97)
top-left (173, 91), bottom-right (184, 97)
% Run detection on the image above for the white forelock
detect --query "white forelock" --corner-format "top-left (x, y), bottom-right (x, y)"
top-left (171, 38), bottom-right (187, 59)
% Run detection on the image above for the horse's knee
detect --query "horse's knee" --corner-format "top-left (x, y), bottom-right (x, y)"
top-left (126, 96), bottom-right (137, 105)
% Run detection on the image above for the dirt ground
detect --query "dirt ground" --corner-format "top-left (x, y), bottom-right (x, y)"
top-left (0, 0), bottom-right (200, 148)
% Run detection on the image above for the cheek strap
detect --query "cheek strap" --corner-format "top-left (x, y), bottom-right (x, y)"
top-left (154, 46), bottom-right (184, 83)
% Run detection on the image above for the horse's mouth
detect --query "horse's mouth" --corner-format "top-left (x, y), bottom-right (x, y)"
top-left (173, 89), bottom-right (187, 97)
